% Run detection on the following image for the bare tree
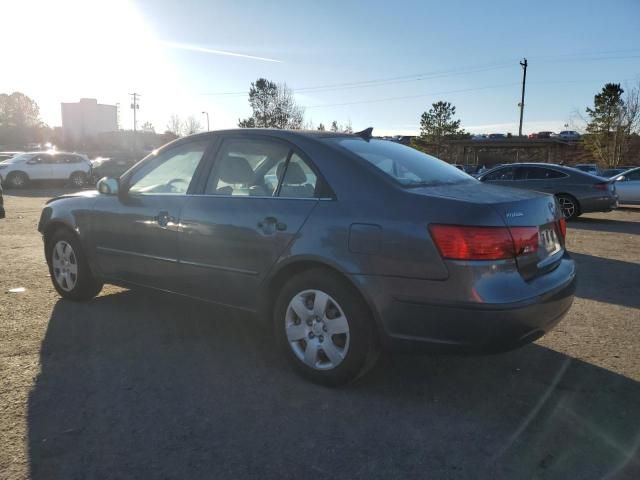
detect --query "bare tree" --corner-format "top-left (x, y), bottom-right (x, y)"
top-left (166, 114), bottom-right (183, 137)
top-left (183, 116), bottom-right (202, 135)
top-left (343, 119), bottom-right (353, 134)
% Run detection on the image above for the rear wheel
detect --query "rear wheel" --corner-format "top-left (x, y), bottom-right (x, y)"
top-left (274, 268), bottom-right (378, 386)
top-left (556, 194), bottom-right (580, 220)
top-left (69, 171), bottom-right (87, 188)
top-left (7, 171), bottom-right (28, 188)
top-left (47, 230), bottom-right (103, 300)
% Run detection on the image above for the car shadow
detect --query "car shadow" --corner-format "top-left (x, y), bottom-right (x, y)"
top-left (27, 290), bottom-right (640, 479)
top-left (569, 216), bottom-right (640, 236)
top-left (570, 252), bottom-right (640, 309)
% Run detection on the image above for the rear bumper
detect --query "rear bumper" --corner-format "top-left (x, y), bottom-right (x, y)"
top-left (350, 255), bottom-right (576, 353)
top-left (580, 194), bottom-right (618, 213)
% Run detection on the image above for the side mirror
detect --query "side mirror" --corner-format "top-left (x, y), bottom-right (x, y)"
top-left (97, 177), bottom-right (119, 195)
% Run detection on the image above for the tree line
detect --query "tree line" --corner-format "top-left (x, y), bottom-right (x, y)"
top-left (2, 80), bottom-right (639, 166)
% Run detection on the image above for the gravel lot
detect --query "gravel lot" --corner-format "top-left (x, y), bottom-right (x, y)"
top-left (1, 188), bottom-right (639, 479)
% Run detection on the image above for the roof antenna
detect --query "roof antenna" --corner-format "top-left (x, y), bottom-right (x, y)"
top-left (355, 127), bottom-right (373, 140)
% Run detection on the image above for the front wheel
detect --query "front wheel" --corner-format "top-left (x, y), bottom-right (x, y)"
top-left (7, 171), bottom-right (28, 188)
top-left (69, 171), bottom-right (88, 188)
top-left (274, 268), bottom-right (378, 386)
top-left (47, 230), bottom-right (103, 300)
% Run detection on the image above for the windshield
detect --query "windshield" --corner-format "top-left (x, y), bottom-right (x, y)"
top-left (1, 153), bottom-right (35, 164)
top-left (324, 137), bottom-right (475, 187)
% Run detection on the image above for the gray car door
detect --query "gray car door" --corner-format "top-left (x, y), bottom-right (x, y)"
top-left (176, 135), bottom-right (323, 310)
top-left (616, 169), bottom-right (640, 203)
top-left (91, 140), bottom-right (211, 289)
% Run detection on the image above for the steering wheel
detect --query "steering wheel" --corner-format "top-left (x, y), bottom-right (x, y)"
top-left (167, 178), bottom-right (188, 192)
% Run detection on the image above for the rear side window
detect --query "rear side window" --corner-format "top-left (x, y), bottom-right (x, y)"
top-left (520, 167), bottom-right (566, 179)
top-left (325, 138), bottom-right (473, 187)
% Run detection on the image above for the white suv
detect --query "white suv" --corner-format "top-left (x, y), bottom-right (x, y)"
top-left (0, 152), bottom-right (92, 188)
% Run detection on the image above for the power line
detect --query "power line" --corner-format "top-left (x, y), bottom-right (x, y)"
top-left (302, 82), bottom-right (521, 109)
top-left (199, 52), bottom-right (640, 98)
top-left (199, 62), bottom-right (515, 97)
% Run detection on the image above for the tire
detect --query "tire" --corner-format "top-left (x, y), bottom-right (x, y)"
top-left (47, 229), bottom-right (103, 301)
top-left (274, 268), bottom-right (378, 386)
top-left (69, 171), bottom-right (88, 188)
top-left (556, 194), bottom-right (580, 220)
top-left (6, 171), bottom-right (28, 189)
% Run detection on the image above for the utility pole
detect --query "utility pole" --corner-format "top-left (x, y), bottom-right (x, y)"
top-left (202, 111), bottom-right (210, 131)
top-left (518, 58), bottom-right (527, 137)
top-left (129, 93), bottom-right (140, 153)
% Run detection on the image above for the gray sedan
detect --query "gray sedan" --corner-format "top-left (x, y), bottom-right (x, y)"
top-left (615, 167), bottom-right (640, 205)
top-left (478, 163), bottom-right (618, 219)
top-left (38, 130), bottom-right (576, 385)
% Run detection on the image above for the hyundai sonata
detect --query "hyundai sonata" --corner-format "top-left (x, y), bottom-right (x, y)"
top-left (38, 129), bottom-right (576, 385)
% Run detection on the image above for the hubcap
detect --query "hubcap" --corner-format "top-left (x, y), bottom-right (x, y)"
top-left (51, 240), bottom-right (78, 292)
top-left (285, 289), bottom-right (350, 371)
top-left (73, 174), bottom-right (84, 186)
top-left (13, 175), bottom-right (24, 186)
top-left (558, 197), bottom-right (575, 218)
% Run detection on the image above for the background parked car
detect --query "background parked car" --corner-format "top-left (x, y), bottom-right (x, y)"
top-left (0, 152), bottom-right (92, 188)
top-left (0, 151), bottom-right (23, 162)
top-left (90, 156), bottom-right (138, 184)
top-left (615, 167), bottom-right (640, 205)
top-left (536, 131), bottom-right (555, 139)
top-left (573, 163), bottom-right (602, 176)
top-left (602, 167), bottom-right (627, 177)
top-left (558, 130), bottom-right (581, 140)
top-left (488, 133), bottom-right (506, 139)
top-left (478, 163), bottom-right (618, 219)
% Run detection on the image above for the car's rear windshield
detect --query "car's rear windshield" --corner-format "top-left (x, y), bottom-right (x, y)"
top-left (323, 137), bottom-right (475, 187)
top-left (1, 153), bottom-right (35, 164)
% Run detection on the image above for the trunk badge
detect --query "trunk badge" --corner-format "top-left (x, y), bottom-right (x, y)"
top-left (506, 211), bottom-right (524, 218)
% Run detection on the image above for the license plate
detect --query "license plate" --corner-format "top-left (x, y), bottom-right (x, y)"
top-left (540, 226), bottom-right (561, 255)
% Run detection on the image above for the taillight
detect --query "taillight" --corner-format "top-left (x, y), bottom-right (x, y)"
top-left (593, 182), bottom-right (608, 191)
top-left (557, 217), bottom-right (567, 238)
top-left (429, 225), bottom-right (538, 261)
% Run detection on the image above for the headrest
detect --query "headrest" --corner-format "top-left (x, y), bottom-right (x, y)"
top-left (218, 155), bottom-right (254, 184)
top-left (277, 161), bottom-right (308, 185)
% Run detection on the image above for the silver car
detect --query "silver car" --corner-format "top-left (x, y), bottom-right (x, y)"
top-left (616, 167), bottom-right (640, 205)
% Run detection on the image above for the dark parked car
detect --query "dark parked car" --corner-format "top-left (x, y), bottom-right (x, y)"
top-left (38, 129), bottom-right (576, 385)
top-left (478, 163), bottom-right (618, 219)
top-left (90, 156), bottom-right (138, 184)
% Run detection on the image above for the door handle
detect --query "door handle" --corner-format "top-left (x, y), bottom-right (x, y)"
top-left (155, 211), bottom-right (174, 227)
top-left (258, 216), bottom-right (287, 234)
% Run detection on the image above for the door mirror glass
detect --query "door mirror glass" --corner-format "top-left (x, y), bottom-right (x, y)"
top-left (614, 175), bottom-right (626, 182)
top-left (97, 177), bottom-right (119, 195)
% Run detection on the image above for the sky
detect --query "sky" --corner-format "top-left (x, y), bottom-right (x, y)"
top-left (2, 0), bottom-right (640, 136)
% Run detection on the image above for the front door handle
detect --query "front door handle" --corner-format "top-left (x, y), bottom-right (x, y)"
top-left (155, 210), bottom-right (174, 227)
top-left (258, 216), bottom-right (287, 234)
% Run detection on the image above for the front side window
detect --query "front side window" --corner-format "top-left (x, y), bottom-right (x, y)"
top-left (324, 138), bottom-right (473, 187)
top-left (128, 141), bottom-right (208, 195)
top-left (483, 167), bottom-right (514, 181)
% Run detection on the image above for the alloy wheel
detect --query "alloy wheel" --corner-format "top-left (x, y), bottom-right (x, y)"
top-left (285, 289), bottom-right (350, 370)
top-left (51, 240), bottom-right (78, 291)
top-left (557, 196), bottom-right (576, 219)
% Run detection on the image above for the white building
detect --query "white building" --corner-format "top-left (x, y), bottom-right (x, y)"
top-left (61, 98), bottom-right (117, 142)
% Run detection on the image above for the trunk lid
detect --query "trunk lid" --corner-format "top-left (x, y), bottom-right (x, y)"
top-left (413, 182), bottom-right (565, 279)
